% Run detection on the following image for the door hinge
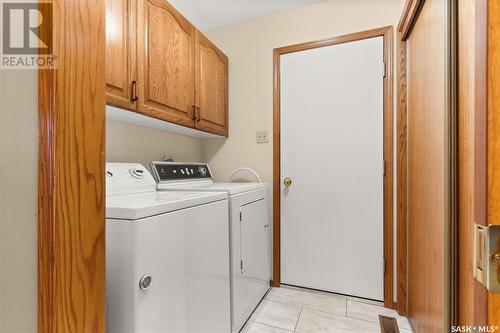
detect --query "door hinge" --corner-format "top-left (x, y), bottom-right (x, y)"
top-left (383, 160), bottom-right (386, 176)
top-left (382, 61), bottom-right (386, 78)
top-left (383, 258), bottom-right (386, 276)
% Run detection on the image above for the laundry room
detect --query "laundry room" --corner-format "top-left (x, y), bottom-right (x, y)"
top-left (1, 0), bottom-right (498, 332)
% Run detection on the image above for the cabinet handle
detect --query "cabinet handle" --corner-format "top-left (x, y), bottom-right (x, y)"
top-left (192, 105), bottom-right (196, 120)
top-left (196, 106), bottom-right (201, 121)
top-left (131, 81), bottom-right (138, 102)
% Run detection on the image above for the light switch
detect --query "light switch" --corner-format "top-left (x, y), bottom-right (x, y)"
top-left (256, 130), bottom-right (268, 144)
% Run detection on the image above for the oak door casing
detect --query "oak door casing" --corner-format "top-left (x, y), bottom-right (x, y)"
top-left (137, 0), bottom-right (195, 126)
top-left (407, 0), bottom-right (447, 331)
top-left (195, 30), bottom-right (228, 136)
top-left (38, 0), bottom-right (106, 331)
top-left (105, 0), bottom-right (137, 110)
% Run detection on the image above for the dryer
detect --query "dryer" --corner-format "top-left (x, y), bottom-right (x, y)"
top-left (150, 161), bottom-right (271, 333)
top-left (106, 163), bottom-right (231, 333)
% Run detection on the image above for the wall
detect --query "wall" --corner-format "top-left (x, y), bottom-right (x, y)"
top-left (106, 120), bottom-right (204, 167)
top-left (203, 0), bottom-right (404, 183)
top-left (0, 70), bottom-right (38, 332)
top-left (203, 0), bottom-right (404, 300)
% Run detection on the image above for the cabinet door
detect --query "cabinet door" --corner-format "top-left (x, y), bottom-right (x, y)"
top-left (195, 30), bottom-right (228, 136)
top-left (106, 0), bottom-right (137, 110)
top-left (137, 0), bottom-right (195, 127)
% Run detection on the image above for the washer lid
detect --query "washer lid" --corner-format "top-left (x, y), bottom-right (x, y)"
top-left (106, 191), bottom-right (227, 220)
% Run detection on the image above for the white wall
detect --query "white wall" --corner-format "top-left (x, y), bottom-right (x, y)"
top-left (202, 0), bottom-right (405, 299)
top-left (0, 70), bottom-right (38, 333)
top-left (106, 120), bottom-right (204, 167)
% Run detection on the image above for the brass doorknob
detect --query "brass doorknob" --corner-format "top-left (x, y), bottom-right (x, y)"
top-left (283, 177), bottom-right (292, 187)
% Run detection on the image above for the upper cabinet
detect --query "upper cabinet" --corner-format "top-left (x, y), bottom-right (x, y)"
top-left (105, 0), bottom-right (137, 110)
top-left (105, 0), bottom-right (228, 137)
top-left (137, 0), bottom-right (195, 127)
top-left (195, 31), bottom-right (228, 136)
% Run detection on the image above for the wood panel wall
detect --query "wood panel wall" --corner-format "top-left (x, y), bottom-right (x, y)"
top-left (38, 0), bottom-right (106, 331)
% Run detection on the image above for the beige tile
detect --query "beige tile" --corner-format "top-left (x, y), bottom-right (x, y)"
top-left (265, 287), bottom-right (346, 316)
top-left (346, 299), bottom-right (411, 330)
top-left (296, 308), bottom-right (380, 333)
top-left (251, 300), bottom-right (302, 331)
top-left (241, 321), bottom-right (294, 333)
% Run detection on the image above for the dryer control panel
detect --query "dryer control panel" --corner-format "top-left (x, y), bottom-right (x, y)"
top-left (150, 162), bottom-right (213, 183)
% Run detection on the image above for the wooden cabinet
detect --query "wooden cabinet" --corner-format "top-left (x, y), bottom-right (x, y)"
top-left (137, 0), bottom-right (195, 127)
top-left (195, 31), bottom-right (228, 136)
top-left (105, 0), bottom-right (228, 136)
top-left (105, 0), bottom-right (137, 110)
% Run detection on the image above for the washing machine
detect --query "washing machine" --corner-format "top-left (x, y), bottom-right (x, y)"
top-left (150, 161), bottom-right (271, 333)
top-left (106, 162), bottom-right (231, 333)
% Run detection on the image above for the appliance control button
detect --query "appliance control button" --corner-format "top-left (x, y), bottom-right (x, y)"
top-left (198, 166), bottom-right (207, 176)
top-left (180, 169), bottom-right (185, 175)
top-left (106, 170), bottom-right (113, 177)
top-left (129, 168), bottom-right (144, 179)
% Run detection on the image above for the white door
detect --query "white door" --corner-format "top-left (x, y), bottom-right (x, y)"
top-left (280, 36), bottom-right (384, 300)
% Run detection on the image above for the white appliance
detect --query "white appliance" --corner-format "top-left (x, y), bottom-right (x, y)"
top-left (150, 162), bottom-right (271, 333)
top-left (106, 162), bottom-right (231, 333)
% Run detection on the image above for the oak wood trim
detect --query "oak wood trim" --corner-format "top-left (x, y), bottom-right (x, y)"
top-left (273, 26), bottom-right (395, 309)
top-left (487, 0), bottom-right (500, 325)
top-left (382, 26), bottom-right (395, 310)
top-left (395, 1), bottom-right (425, 317)
top-left (272, 48), bottom-right (281, 288)
top-left (396, 34), bottom-right (408, 317)
top-left (456, 0), bottom-right (488, 326)
top-left (397, 0), bottom-right (423, 40)
top-left (38, 0), bottom-right (106, 332)
top-left (474, 0), bottom-right (487, 229)
top-left (274, 26), bottom-right (392, 55)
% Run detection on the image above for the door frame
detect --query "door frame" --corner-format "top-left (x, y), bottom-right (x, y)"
top-left (38, 0), bottom-right (106, 331)
top-left (272, 26), bottom-right (394, 308)
top-left (395, 0), bottom-right (421, 317)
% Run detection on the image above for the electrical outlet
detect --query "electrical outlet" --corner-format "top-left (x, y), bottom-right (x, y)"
top-left (256, 130), bottom-right (268, 144)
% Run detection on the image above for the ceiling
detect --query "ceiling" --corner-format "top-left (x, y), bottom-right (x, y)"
top-left (169, 0), bottom-right (325, 31)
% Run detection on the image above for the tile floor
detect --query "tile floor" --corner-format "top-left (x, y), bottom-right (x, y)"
top-left (241, 286), bottom-right (411, 333)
